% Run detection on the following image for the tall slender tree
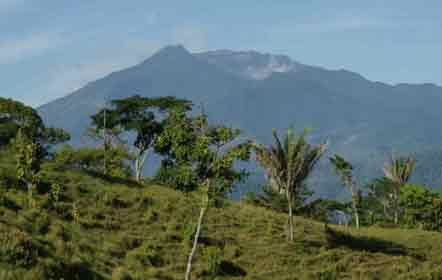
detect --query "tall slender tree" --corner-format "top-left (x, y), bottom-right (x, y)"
top-left (330, 154), bottom-right (361, 228)
top-left (253, 128), bottom-right (326, 241)
top-left (13, 125), bottom-right (41, 208)
top-left (383, 155), bottom-right (416, 224)
top-left (155, 108), bottom-right (250, 280)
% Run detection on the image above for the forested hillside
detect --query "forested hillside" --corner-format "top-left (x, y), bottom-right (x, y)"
top-left (2, 148), bottom-right (442, 279)
top-left (3, 96), bottom-right (442, 279)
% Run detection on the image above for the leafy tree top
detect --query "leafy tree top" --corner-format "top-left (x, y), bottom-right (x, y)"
top-left (0, 97), bottom-right (70, 147)
top-left (330, 154), bottom-right (354, 185)
top-left (253, 127), bottom-right (326, 194)
top-left (155, 108), bottom-right (251, 195)
top-left (90, 95), bottom-right (192, 148)
top-left (383, 155), bottom-right (416, 186)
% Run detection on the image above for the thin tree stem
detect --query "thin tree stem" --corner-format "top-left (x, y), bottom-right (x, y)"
top-left (185, 199), bottom-right (208, 280)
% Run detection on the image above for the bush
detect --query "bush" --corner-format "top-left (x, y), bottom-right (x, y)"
top-left (125, 242), bottom-right (163, 271)
top-left (202, 246), bottom-right (224, 279)
top-left (52, 145), bottom-right (132, 178)
top-left (112, 266), bottom-right (133, 280)
top-left (0, 229), bottom-right (41, 267)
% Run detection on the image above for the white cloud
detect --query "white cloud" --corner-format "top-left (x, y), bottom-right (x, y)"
top-left (172, 25), bottom-right (208, 52)
top-left (0, 32), bottom-right (64, 64)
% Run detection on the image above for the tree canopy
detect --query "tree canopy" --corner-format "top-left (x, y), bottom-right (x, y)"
top-left (90, 95), bottom-right (192, 180)
top-left (0, 97), bottom-right (70, 149)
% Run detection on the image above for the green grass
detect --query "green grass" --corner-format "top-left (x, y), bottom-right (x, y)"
top-left (2, 152), bottom-right (442, 279)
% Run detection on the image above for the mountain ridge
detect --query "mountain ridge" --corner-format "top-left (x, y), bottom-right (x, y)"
top-left (38, 45), bottom-right (442, 198)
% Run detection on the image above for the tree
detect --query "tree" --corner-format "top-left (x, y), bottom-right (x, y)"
top-left (330, 154), bottom-right (361, 228)
top-left (383, 155), bottom-right (416, 224)
top-left (365, 177), bottom-right (394, 223)
top-left (0, 98), bottom-right (69, 207)
top-left (52, 144), bottom-right (133, 177)
top-left (90, 95), bottom-right (191, 181)
top-left (0, 97), bottom-right (43, 147)
top-left (0, 97), bottom-right (69, 149)
top-left (253, 128), bottom-right (326, 241)
top-left (155, 108), bottom-right (250, 280)
top-left (400, 184), bottom-right (436, 228)
top-left (12, 125), bottom-right (42, 208)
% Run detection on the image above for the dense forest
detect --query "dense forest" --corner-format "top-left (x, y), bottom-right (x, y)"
top-left (2, 96), bottom-right (442, 279)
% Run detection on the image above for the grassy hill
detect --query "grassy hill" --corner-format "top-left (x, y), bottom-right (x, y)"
top-left (1, 150), bottom-right (442, 279)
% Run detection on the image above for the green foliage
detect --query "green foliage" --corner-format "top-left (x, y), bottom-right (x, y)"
top-left (111, 266), bottom-right (132, 280)
top-left (12, 127), bottom-right (42, 208)
top-left (72, 202), bottom-right (80, 224)
top-left (154, 159), bottom-right (199, 191)
top-left (49, 183), bottom-right (62, 208)
top-left (1, 152), bottom-right (442, 279)
top-left (52, 145), bottom-right (132, 178)
top-left (254, 127), bottom-right (326, 194)
top-left (182, 221), bottom-right (196, 247)
top-left (363, 180), bottom-right (442, 230)
top-left (90, 95), bottom-right (192, 181)
top-left (0, 97), bottom-right (44, 147)
top-left (0, 97), bottom-right (70, 150)
top-left (425, 198), bottom-right (442, 231)
top-left (203, 246), bottom-right (223, 279)
top-left (299, 199), bottom-right (349, 222)
top-left (5, 95), bottom-right (442, 279)
top-left (383, 155), bottom-right (416, 224)
top-left (155, 108), bottom-right (251, 195)
top-left (245, 185), bottom-right (288, 213)
top-left (253, 127), bottom-right (326, 240)
top-left (0, 229), bottom-right (40, 267)
top-left (330, 154), bottom-right (361, 227)
top-left (400, 184), bottom-right (436, 228)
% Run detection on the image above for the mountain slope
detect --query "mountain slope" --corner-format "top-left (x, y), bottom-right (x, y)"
top-left (38, 45), bottom-right (249, 144)
top-left (38, 45), bottom-right (442, 197)
top-left (1, 149), bottom-right (442, 279)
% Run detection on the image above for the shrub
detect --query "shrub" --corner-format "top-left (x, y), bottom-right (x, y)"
top-left (112, 266), bottom-right (133, 280)
top-left (125, 242), bottom-right (163, 271)
top-left (0, 229), bottom-right (41, 267)
top-left (203, 246), bottom-right (224, 279)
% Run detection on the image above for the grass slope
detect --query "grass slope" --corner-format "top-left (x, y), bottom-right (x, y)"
top-left (1, 155), bottom-right (442, 279)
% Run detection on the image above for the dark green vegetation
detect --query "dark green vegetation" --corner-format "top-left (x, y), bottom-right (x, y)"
top-left (4, 95), bottom-right (442, 279)
top-left (3, 149), bottom-right (442, 279)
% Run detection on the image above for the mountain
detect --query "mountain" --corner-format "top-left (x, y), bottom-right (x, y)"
top-left (195, 49), bottom-right (306, 80)
top-left (38, 45), bottom-right (442, 198)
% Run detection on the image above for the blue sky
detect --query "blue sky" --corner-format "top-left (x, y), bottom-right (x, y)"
top-left (1, 0), bottom-right (442, 107)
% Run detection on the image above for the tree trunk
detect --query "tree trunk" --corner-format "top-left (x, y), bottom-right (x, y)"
top-left (185, 200), bottom-right (208, 280)
top-left (354, 205), bottom-right (360, 229)
top-left (394, 190), bottom-right (399, 225)
top-left (287, 192), bottom-right (294, 242)
top-left (134, 150), bottom-right (149, 182)
top-left (27, 182), bottom-right (36, 208)
top-left (134, 158), bottom-right (142, 182)
top-left (350, 183), bottom-right (360, 229)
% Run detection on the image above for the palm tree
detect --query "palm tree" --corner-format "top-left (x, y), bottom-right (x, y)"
top-left (383, 155), bottom-right (416, 224)
top-left (330, 154), bottom-right (361, 228)
top-left (253, 128), bottom-right (326, 241)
